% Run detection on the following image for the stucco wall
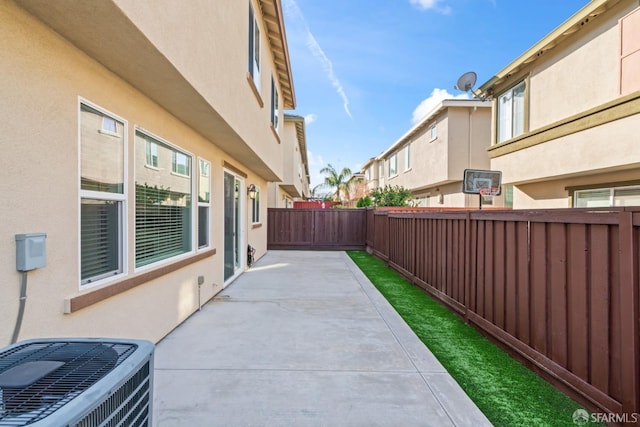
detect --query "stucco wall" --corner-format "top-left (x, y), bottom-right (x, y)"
top-left (112, 0), bottom-right (286, 179)
top-left (0, 2), bottom-right (269, 345)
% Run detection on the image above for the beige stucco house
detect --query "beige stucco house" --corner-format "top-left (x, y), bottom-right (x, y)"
top-left (478, 0), bottom-right (640, 209)
top-left (0, 0), bottom-right (295, 345)
top-left (267, 114), bottom-right (311, 208)
top-left (363, 100), bottom-right (493, 208)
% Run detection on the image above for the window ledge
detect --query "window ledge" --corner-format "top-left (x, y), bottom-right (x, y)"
top-left (170, 171), bottom-right (190, 179)
top-left (247, 73), bottom-right (264, 108)
top-left (65, 248), bottom-right (216, 313)
top-left (252, 223), bottom-right (262, 229)
top-left (98, 129), bottom-right (120, 138)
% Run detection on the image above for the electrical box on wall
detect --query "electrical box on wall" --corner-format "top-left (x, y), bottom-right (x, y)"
top-left (15, 233), bottom-right (47, 271)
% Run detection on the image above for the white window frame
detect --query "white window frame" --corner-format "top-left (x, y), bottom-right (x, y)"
top-left (172, 150), bottom-right (190, 177)
top-left (251, 186), bottom-right (261, 224)
top-left (134, 128), bottom-right (194, 270)
top-left (574, 185), bottom-right (640, 208)
top-left (497, 80), bottom-right (526, 143)
top-left (145, 140), bottom-right (159, 168)
top-left (389, 154), bottom-right (398, 177)
top-left (198, 158), bottom-right (211, 250)
top-left (271, 76), bottom-right (279, 132)
top-left (248, 2), bottom-right (261, 91)
top-left (78, 99), bottom-right (128, 288)
top-left (404, 144), bottom-right (411, 171)
top-left (429, 124), bottom-right (437, 141)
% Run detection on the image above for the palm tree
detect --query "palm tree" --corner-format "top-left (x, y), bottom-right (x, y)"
top-left (319, 164), bottom-right (353, 202)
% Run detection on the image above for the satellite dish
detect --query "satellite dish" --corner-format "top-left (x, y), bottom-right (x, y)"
top-left (455, 71), bottom-right (477, 92)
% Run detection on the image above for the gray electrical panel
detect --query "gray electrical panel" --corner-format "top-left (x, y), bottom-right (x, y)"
top-left (15, 233), bottom-right (47, 271)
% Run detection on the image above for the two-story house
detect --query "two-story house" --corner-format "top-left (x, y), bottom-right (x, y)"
top-left (267, 114), bottom-right (311, 208)
top-left (363, 100), bottom-right (492, 207)
top-left (478, 0), bottom-right (640, 209)
top-left (0, 0), bottom-right (295, 345)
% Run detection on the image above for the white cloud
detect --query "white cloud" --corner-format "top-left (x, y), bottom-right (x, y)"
top-left (411, 88), bottom-right (469, 125)
top-left (409, 0), bottom-right (452, 14)
top-left (304, 113), bottom-right (317, 124)
top-left (283, 0), bottom-right (352, 118)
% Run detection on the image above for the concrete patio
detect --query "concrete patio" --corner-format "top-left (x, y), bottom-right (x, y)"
top-left (152, 251), bottom-right (491, 426)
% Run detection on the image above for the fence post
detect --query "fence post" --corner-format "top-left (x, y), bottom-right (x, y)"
top-left (464, 210), bottom-right (471, 322)
top-left (618, 211), bottom-right (639, 414)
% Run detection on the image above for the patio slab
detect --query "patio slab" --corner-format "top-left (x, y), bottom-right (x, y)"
top-left (153, 251), bottom-right (491, 426)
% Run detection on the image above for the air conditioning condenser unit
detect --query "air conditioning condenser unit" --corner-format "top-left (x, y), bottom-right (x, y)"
top-left (0, 338), bottom-right (154, 426)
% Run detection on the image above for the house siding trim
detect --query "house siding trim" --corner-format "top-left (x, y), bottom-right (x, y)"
top-left (488, 89), bottom-right (640, 158)
top-left (65, 248), bottom-right (216, 313)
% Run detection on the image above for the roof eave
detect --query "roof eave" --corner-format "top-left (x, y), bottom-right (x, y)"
top-left (478, 0), bottom-right (618, 95)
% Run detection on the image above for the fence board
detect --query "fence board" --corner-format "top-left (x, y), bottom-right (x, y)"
top-left (567, 223), bottom-right (589, 380)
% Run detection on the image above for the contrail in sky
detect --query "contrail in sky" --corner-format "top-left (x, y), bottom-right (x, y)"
top-left (283, 0), bottom-right (352, 118)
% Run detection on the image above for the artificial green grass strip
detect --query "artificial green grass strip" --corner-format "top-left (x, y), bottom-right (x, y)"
top-left (347, 250), bottom-right (599, 427)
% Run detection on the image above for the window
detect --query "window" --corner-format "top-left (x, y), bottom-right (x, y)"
top-left (404, 144), bottom-right (411, 171)
top-left (248, 3), bottom-right (261, 90)
top-left (145, 140), bottom-right (158, 168)
top-left (101, 116), bottom-right (117, 134)
top-left (389, 154), bottom-right (397, 177)
top-left (271, 76), bottom-right (279, 131)
top-left (497, 80), bottom-right (526, 143)
top-left (135, 130), bottom-right (193, 267)
top-left (251, 186), bottom-right (261, 224)
top-left (429, 125), bottom-right (437, 141)
top-left (79, 102), bottom-right (125, 285)
top-left (574, 185), bottom-right (640, 208)
top-left (198, 159), bottom-right (211, 249)
top-left (172, 151), bottom-right (190, 176)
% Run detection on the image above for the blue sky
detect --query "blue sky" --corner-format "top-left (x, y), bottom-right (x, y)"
top-left (282, 0), bottom-right (592, 191)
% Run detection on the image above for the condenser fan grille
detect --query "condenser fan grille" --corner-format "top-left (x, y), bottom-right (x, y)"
top-left (0, 341), bottom-right (137, 426)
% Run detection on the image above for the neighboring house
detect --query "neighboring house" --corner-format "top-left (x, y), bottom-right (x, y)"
top-left (477, 0), bottom-right (640, 209)
top-left (341, 173), bottom-right (366, 207)
top-left (363, 100), bottom-right (492, 208)
top-left (267, 114), bottom-right (311, 208)
top-left (0, 0), bottom-right (295, 345)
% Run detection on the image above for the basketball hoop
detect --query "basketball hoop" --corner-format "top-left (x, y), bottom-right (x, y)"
top-left (479, 187), bottom-right (499, 204)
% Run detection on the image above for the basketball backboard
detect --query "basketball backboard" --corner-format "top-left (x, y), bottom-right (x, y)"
top-left (462, 169), bottom-right (502, 195)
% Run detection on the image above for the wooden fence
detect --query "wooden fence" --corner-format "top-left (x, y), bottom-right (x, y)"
top-left (367, 207), bottom-right (640, 418)
top-left (267, 208), bottom-right (366, 250)
top-left (267, 206), bottom-right (639, 416)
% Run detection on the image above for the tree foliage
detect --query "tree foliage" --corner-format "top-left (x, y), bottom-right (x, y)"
top-left (370, 185), bottom-right (411, 206)
top-left (356, 196), bottom-right (373, 208)
top-left (319, 164), bottom-right (353, 202)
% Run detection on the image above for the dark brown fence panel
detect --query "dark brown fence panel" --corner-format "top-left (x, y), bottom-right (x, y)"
top-left (372, 211), bottom-right (389, 261)
top-left (267, 209), bottom-right (313, 248)
top-left (412, 213), bottom-right (467, 315)
top-left (387, 215), bottom-right (415, 280)
top-left (366, 207), bottom-right (640, 417)
top-left (366, 207), bottom-right (375, 248)
top-left (312, 209), bottom-right (366, 248)
top-left (267, 208), bottom-right (365, 250)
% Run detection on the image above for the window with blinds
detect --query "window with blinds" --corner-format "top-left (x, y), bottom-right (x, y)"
top-left (79, 102), bottom-right (125, 286)
top-left (135, 131), bottom-right (193, 267)
top-left (81, 199), bottom-right (121, 283)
